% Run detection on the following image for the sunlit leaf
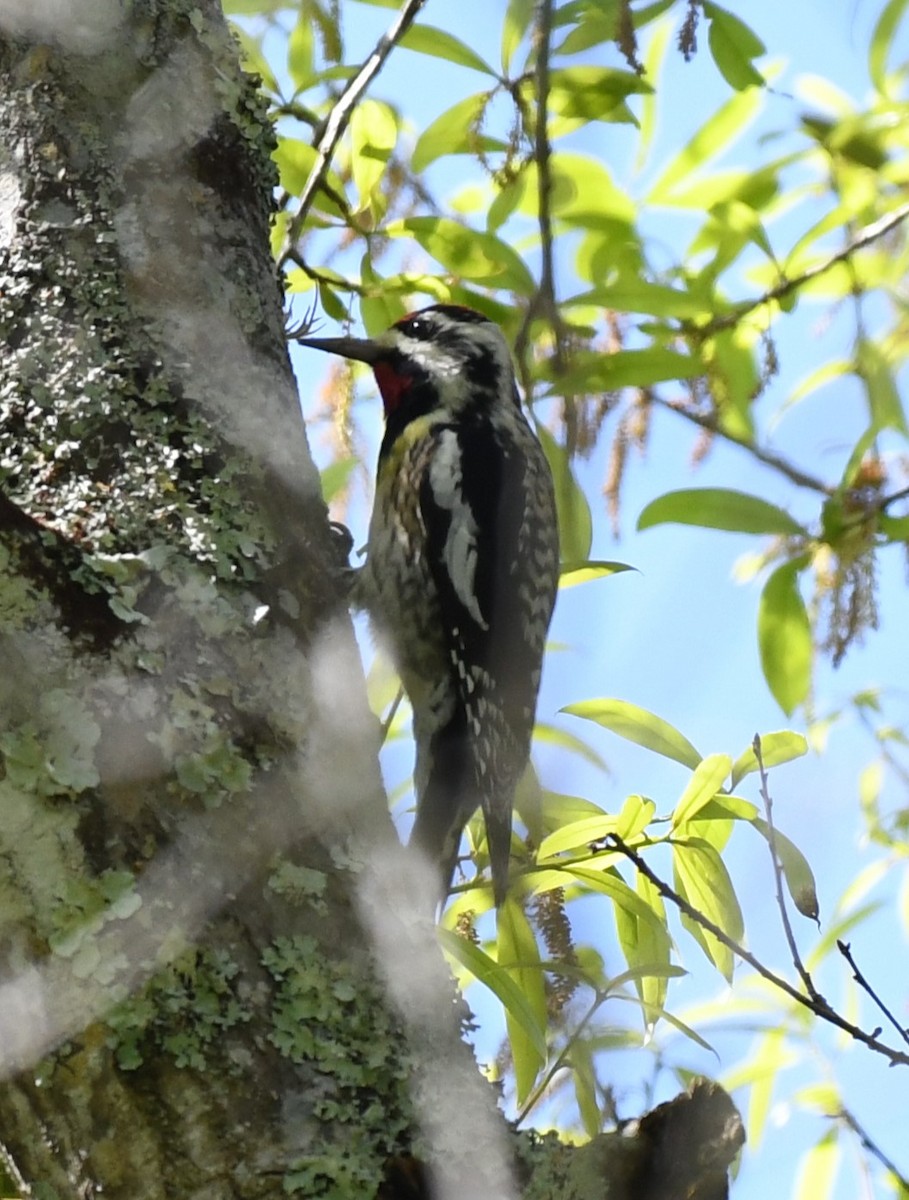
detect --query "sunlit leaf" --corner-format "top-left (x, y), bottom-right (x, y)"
top-left (502, 0), bottom-right (535, 71)
top-left (385, 217), bottom-right (536, 293)
top-left (704, 3), bottom-right (766, 90)
top-left (614, 869), bottom-right (673, 1025)
top-left (673, 838), bottom-right (744, 981)
top-left (399, 24), bottom-right (495, 75)
top-left (319, 458), bottom-right (358, 503)
top-left (437, 928), bottom-right (547, 1060)
top-left (648, 82), bottom-right (766, 201)
top-left (638, 488), bottom-right (806, 536)
top-left (412, 93), bottom-right (501, 172)
top-left (559, 560), bottom-right (637, 587)
top-left (672, 754), bottom-right (732, 829)
top-left (869, 0), bottom-right (909, 93)
top-left (758, 560), bottom-right (812, 715)
top-left (495, 898), bottom-right (547, 1102)
top-left (287, 15), bottom-right (314, 90)
top-left (730, 731), bottom-right (808, 787)
top-left (794, 1130), bottom-right (840, 1200)
top-left (564, 699), bottom-right (701, 769)
top-left (752, 818), bottom-right (820, 921)
top-left (537, 426), bottom-right (593, 562)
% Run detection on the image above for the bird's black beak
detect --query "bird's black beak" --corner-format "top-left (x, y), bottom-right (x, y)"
top-left (296, 335), bottom-right (385, 365)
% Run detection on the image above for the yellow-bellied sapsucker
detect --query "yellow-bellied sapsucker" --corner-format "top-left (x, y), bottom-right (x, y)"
top-left (300, 305), bottom-right (559, 906)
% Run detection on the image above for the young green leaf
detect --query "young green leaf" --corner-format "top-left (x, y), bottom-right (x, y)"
top-left (437, 928), bottom-right (547, 1060)
top-left (752, 818), bottom-right (820, 921)
top-left (638, 488), bottom-right (806, 536)
top-left (758, 561), bottom-right (812, 715)
top-left (672, 754), bottom-right (732, 829)
top-left (559, 560), bottom-right (637, 588)
top-left (399, 24), bottom-right (495, 75)
top-left (496, 898), bottom-right (548, 1102)
top-left (730, 731), bottom-right (808, 787)
top-left (704, 4), bottom-right (766, 90)
top-left (673, 838), bottom-right (744, 981)
top-left (564, 699), bottom-right (702, 769)
top-left (869, 0), bottom-right (909, 93)
top-left (537, 426), bottom-right (593, 563)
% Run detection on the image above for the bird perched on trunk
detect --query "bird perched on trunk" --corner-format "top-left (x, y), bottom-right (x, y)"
top-left (298, 304), bottom-right (559, 907)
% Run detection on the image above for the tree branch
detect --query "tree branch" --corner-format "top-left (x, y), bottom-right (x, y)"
top-left (753, 735), bottom-right (820, 1001)
top-left (652, 394), bottom-right (832, 495)
top-left (606, 834), bottom-right (909, 1069)
top-left (686, 200), bottom-right (909, 338)
top-left (276, 0), bottom-right (429, 272)
top-left (837, 939), bottom-right (909, 1049)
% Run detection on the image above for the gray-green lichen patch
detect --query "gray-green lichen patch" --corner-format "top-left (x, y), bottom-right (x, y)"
top-left (262, 934), bottom-right (417, 1196)
top-left (108, 946), bottom-right (251, 1072)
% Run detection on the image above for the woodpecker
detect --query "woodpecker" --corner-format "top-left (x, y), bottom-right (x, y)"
top-left (299, 304), bottom-right (559, 906)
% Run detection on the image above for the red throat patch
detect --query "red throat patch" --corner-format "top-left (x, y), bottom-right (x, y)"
top-left (373, 361), bottom-right (412, 414)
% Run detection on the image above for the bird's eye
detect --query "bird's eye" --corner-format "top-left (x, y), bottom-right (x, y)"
top-left (397, 313), bottom-right (436, 341)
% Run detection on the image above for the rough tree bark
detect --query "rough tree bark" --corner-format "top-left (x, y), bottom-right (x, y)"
top-left (0, 2), bottom-right (743, 1198)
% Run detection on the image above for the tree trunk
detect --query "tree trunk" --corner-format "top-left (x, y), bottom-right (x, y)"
top-left (0, 4), bottom-right (744, 1198)
top-left (0, 3), bottom-right (459, 1196)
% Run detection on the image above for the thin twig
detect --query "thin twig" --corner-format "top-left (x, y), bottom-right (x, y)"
top-left (686, 200), bottom-right (909, 338)
top-left (276, 0), bottom-right (429, 273)
top-left (515, 987), bottom-right (607, 1126)
top-left (652, 395), bottom-right (832, 495)
top-left (753, 734), bottom-right (820, 1001)
top-left (837, 939), bottom-right (909, 1049)
top-left (606, 833), bottom-right (909, 1068)
top-left (837, 1105), bottom-right (909, 1191)
top-left (515, 0), bottom-right (567, 390)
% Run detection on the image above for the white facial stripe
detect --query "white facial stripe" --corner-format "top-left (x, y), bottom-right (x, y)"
top-left (429, 430), bottom-right (489, 630)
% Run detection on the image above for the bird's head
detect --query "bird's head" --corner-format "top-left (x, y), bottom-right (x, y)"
top-left (297, 304), bottom-right (518, 419)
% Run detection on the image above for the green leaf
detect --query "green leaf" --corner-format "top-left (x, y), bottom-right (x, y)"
top-left (502, 0), bottom-right (535, 71)
top-left (569, 1040), bottom-right (602, 1140)
top-left (704, 4), bottom-right (766, 90)
top-left (287, 15), bottom-right (315, 90)
top-left (638, 488), bottom-right (806, 536)
top-left (547, 66), bottom-right (652, 127)
top-left (673, 838), bottom-right (743, 981)
top-left (648, 82), bottom-right (765, 202)
top-left (319, 458), bottom-right (358, 504)
top-left (559, 560), bottom-right (636, 587)
top-left (399, 24), bottom-right (495, 74)
top-left (538, 814), bottom-right (619, 859)
top-left (672, 754), bottom-right (732, 829)
top-left (412, 93), bottom-right (500, 173)
top-left (869, 0), bottom-right (909, 93)
top-left (614, 869), bottom-right (672, 1025)
top-left (573, 281), bottom-right (712, 319)
top-left (564, 699), bottom-right (701, 769)
top-left (495, 898), bottom-right (547, 1102)
top-left (857, 338), bottom-right (909, 435)
top-left (546, 347), bottom-right (703, 394)
top-left (350, 100), bottom-right (397, 210)
top-left (385, 217), bottom-right (536, 293)
top-left (437, 928), bottom-right (547, 1061)
top-left (758, 560), bottom-right (812, 715)
top-left (752, 818), bottom-right (819, 921)
top-left (537, 426), bottom-right (593, 562)
top-left (794, 1130), bottom-right (840, 1200)
top-left (730, 731), bottom-right (808, 787)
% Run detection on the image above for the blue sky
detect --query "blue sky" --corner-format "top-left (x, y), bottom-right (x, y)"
top-left (283, 2), bottom-right (909, 1195)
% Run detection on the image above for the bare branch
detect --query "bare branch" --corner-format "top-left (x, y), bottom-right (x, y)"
top-left (606, 834), bottom-right (909, 1069)
top-left (276, 0), bottom-right (429, 273)
top-left (837, 939), bottom-right (909, 1050)
top-left (687, 200), bottom-right (909, 338)
top-left (652, 394), bottom-right (832, 495)
top-left (753, 735), bottom-right (820, 1001)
